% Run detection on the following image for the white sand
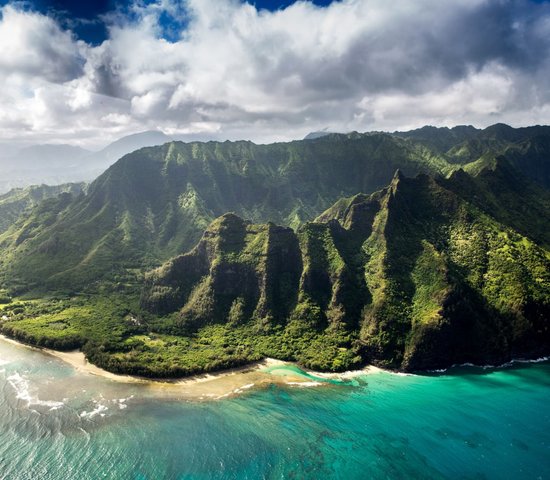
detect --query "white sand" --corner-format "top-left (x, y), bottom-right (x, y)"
top-left (0, 334), bottom-right (376, 399)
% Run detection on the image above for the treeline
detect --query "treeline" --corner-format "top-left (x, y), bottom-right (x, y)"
top-left (0, 324), bottom-right (83, 351)
top-left (81, 340), bottom-right (259, 378)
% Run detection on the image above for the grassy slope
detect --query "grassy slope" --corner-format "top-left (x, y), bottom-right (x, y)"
top-left (2, 124), bottom-right (550, 295)
top-left (0, 183), bottom-right (85, 234)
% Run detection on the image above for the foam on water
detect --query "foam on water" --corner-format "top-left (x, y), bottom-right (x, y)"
top-left (286, 381), bottom-right (323, 387)
top-left (0, 338), bottom-right (549, 479)
top-left (7, 372), bottom-right (65, 411)
top-left (115, 395), bottom-right (134, 410)
top-left (427, 356), bottom-right (550, 373)
top-left (79, 403), bottom-right (108, 419)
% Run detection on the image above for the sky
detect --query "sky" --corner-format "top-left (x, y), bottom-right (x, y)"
top-left (0, 0), bottom-right (550, 149)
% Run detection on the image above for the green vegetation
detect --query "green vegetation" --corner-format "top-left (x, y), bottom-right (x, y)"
top-left (0, 295), bottom-right (140, 350)
top-left (0, 183), bottom-right (85, 235)
top-left (2, 125), bottom-right (550, 294)
top-left (137, 168), bottom-right (549, 373)
top-left (0, 125), bottom-right (549, 376)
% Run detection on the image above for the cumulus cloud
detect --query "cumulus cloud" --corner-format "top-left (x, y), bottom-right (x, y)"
top-left (0, 5), bottom-right (84, 83)
top-left (1, 0), bottom-right (550, 147)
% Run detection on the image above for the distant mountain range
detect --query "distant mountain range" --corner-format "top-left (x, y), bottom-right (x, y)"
top-left (0, 130), bottom-right (173, 194)
top-left (0, 124), bottom-right (548, 375)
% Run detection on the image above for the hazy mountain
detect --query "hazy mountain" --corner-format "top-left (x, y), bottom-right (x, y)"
top-left (9, 144), bottom-right (91, 168)
top-left (88, 130), bottom-right (172, 172)
top-left (303, 130), bottom-right (335, 140)
top-left (0, 145), bottom-right (91, 193)
top-left (0, 131), bottom-right (173, 194)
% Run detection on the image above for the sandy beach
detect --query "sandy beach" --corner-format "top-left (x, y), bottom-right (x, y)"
top-left (0, 333), bottom-right (377, 399)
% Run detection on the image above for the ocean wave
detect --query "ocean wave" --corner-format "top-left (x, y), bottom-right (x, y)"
top-left (79, 403), bottom-right (108, 419)
top-left (427, 357), bottom-right (550, 373)
top-left (237, 383), bottom-right (255, 390)
top-left (6, 372), bottom-right (65, 411)
top-left (510, 356), bottom-right (550, 364)
top-left (115, 395), bottom-right (134, 410)
top-left (230, 383), bottom-right (256, 395)
top-left (286, 381), bottom-right (323, 387)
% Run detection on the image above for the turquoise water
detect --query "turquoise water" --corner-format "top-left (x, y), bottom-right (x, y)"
top-left (0, 340), bottom-right (549, 479)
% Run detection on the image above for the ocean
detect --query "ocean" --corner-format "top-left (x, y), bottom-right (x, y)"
top-left (0, 338), bottom-right (549, 479)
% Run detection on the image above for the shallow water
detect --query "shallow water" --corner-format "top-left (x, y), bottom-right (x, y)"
top-left (0, 339), bottom-right (549, 479)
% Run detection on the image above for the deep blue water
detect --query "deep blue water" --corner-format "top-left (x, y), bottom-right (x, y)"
top-left (0, 339), bottom-right (549, 479)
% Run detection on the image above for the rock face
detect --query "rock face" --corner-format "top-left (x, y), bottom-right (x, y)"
top-left (142, 168), bottom-right (550, 371)
top-left (142, 214), bottom-right (303, 331)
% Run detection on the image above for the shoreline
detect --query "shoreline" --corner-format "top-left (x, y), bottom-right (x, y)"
top-left (0, 333), bottom-right (378, 399)
top-left (1, 334), bottom-right (548, 400)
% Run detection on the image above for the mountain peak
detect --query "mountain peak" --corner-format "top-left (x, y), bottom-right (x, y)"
top-left (392, 168), bottom-right (404, 181)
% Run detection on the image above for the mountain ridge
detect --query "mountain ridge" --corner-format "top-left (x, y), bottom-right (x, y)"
top-left (134, 169), bottom-right (549, 373)
top-left (0, 158), bottom-right (548, 375)
top-left (0, 132), bottom-right (457, 292)
top-left (1, 124), bottom-right (550, 294)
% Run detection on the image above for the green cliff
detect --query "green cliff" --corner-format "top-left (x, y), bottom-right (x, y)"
top-left (137, 167), bottom-right (549, 372)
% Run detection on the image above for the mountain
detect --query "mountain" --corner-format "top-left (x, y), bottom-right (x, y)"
top-left (0, 131), bottom-right (173, 194)
top-left (303, 130), bottom-right (335, 140)
top-left (135, 169), bottom-right (550, 374)
top-left (88, 130), bottom-right (172, 173)
top-left (0, 145), bottom-right (90, 193)
top-left (444, 158), bottom-right (550, 248)
top-left (393, 124), bottom-right (550, 189)
top-left (0, 129), bottom-right (548, 375)
top-left (0, 133), bottom-right (457, 292)
top-left (393, 125), bottom-right (480, 155)
top-left (4, 166), bottom-right (547, 376)
top-left (499, 132), bottom-right (550, 190)
top-left (5, 144), bottom-right (91, 169)
top-left (0, 183), bottom-right (85, 235)
top-left (1, 125), bottom-right (550, 295)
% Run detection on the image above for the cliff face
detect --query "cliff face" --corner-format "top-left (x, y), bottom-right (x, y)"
top-left (142, 213), bottom-right (303, 331)
top-left (142, 170), bottom-right (550, 371)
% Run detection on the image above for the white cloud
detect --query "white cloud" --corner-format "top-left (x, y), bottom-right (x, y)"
top-left (0, 0), bottom-right (550, 148)
top-left (358, 63), bottom-right (515, 130)
top-left (0, 5), bottom-right (84, 83)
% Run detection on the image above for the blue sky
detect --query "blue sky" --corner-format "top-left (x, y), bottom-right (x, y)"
top-left (0, 0), bottom-right (335, 44)
top-left (0, 0), bottom-right (549, 147)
